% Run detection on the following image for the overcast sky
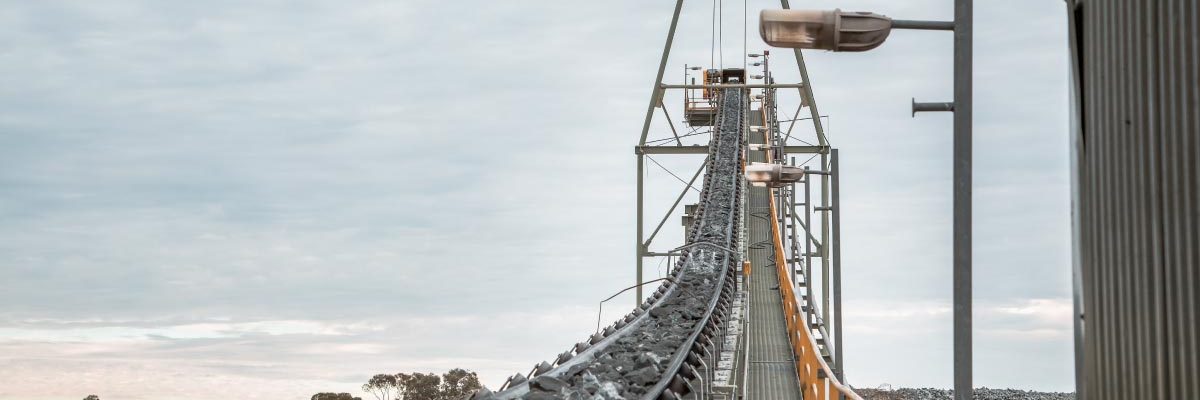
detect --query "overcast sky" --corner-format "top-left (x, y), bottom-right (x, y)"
top-left (0, 1), bottom-right (1072, 399)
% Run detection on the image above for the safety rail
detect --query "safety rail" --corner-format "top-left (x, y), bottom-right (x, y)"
top-left (681, 68), bottom-right (723, 126)
top-left (684, 89), bottom-right (717, 126)
top-left (685, 94), bottom-right (716, 114)
top-left (765, 142), bottom-right (861, 400)
top-left (767, 186), bottom-right (861, 400)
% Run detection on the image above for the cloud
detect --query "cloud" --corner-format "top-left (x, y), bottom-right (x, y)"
top-left (0, 0), bottom-right (1074, 398)
top-left (0, 319), bottom-right (379, 341)
top-left (844, 298), bottom-right (1074, 391)
top-left (0, 308), bottom-right (602, 400)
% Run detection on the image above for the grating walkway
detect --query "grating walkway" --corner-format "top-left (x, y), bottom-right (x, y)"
top-left (744, 133), bottom-right (803, 399)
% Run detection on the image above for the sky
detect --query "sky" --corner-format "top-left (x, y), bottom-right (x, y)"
top-left (0, 1), bottom-right (1073, 399)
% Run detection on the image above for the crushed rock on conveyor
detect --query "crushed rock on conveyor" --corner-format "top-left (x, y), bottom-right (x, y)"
top-left (480, 89), bottom-right (746, 400)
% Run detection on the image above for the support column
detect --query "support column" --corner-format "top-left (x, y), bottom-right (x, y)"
top-left (778, 0), bottom-right (827, 146)
top-left (952, 0), bottom-right (973, 399)
top-left (787, 158), bottom-right (798, 287)
top-left (637, 0), bottom-right (686, 145)
top-left (786, 186), bottom-right (797, 285)
top-left (803, 168), bottom-right (812, 326)
top-left (635, 0), bottom-right (685, 308)
top-left (636, 154), bottom-right (645, 307)
top-left (832, 149), bottom-right (844, 385)
top-left (821, 152), bottom-right (830, 327)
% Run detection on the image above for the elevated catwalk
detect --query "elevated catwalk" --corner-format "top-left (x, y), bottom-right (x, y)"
top-left (744, 121), bottom-right (804, 398)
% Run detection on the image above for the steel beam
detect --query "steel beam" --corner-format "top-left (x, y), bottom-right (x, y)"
top-left (637, 0), bottom-right (685, 146)
top-left (644, 158), bottom-right (708, 248)
top-left (659, 83), bottom-right (806, 89)
top-left (803, 169), bottom-right (813, 326)
top-left (659, 99), bottom-right (684, 146)
top-left (635, 0), bottom-right (684, 308)
top-left (893, 19), bottom-right (956, 31)
top-left (820, 152), bottom-right (830, 333)
top-left (787, 196), bottom-right (822, 246)
top-left (636, 154), bottom-right (645, 307)
top-left (832, 149), bottom-right (844, 383)
top-left (786, 163), bottom-right (799, 287)
top-left (912, 100), bottom-right (955, 115)
top-left (779, 0), bottom-right (827, 147)
top-left (638, 145), bottom-right (827, 155)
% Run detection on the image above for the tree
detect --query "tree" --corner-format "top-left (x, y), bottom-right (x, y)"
top-left (362, 373), bottom-right (397, 400)
top-left (396, 372), bottom-right (441, 400)
top-left (312, 393), bottom-right (362, 400)
top-left (439, 369), bottom-right (483, 400)
top-left (363, 369), bottom-right (485, 400)
top-left (83, 396), bottom-right (100, 400)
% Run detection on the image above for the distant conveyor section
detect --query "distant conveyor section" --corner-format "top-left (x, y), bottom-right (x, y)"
top-left (478, 89), bottom-right (747, 400)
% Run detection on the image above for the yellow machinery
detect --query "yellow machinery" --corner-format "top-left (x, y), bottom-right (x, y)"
top-left (684, 68), bottom-right (747, 126)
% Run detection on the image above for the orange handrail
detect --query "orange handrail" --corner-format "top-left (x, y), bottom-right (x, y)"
top-left (763, 132), bottom-right (862, 400)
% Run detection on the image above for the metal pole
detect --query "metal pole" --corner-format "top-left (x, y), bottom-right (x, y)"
top-left (803, 167), bottom-right (812, 325)
top-left (645, 158), bottom-right (708, 247)
top-left (892, 19), bottom-right (956, 31)
top-left (638, 0), bottom-right (686, 146)
top-left (635, 0), bottom-right (685, 308)
top-left (763, 52), bottom-right (770, 89)
top-left (821, 152), bottom-right (830, 327)
top-left (788, 157), bottom-right (797, 287)
top-left (912, 100), bottom-right (955, 116)
top-left (786, 186), bottom-right (797, 285)
top-left (660, 83), bottom-right (806, 89)
top-left (779, 0), bottom-right (828, 147)
top-left (637, 154), bottom-right (646, 307)
top-left (659, 99), bottom-right (684, 146)
top-left (952, 0), bottom-right (973, 399)
top-left (832, 149), bottom-right (844, 386)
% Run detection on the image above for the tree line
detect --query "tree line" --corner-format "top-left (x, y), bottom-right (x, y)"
top-left (80, 368), bottom-right (485, 400)
top-left (314, 368), bottom-right (484, 400)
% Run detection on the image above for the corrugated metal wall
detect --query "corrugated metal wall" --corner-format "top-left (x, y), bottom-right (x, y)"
top-left (1068, 0), bottom-right (1199, 398)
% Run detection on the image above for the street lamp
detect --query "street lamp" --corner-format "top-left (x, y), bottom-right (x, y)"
top-left (760, 3), bottom-right (974, 400)
top-left (760, 9), bottom-right (892, 52)
top-left (684, 65), bottom-right (704, 87)
top-left (745, 162), bottom-right (810, 188)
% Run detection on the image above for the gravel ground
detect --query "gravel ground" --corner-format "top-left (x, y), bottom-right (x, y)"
top-left (856, 387), bottom-right (1076, 400)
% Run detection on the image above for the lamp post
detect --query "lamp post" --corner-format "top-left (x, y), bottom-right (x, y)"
top-left (749, 51), bottom-right (771, 84)
top-left (684, 65), bottom-right (702, 85)
top-left (760, 3), bottom-right (973, 399)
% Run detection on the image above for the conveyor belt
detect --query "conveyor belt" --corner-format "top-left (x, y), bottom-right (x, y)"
top-left (479, 89), bottom-right (747, 400)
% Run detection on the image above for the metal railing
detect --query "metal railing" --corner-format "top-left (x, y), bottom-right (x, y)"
top-left (767, 182), bottom-right (862, 400)
top-left (684, 88), bottom-right (717, 124)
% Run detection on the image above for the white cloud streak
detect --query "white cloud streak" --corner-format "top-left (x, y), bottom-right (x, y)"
top-left (0, 0), bottom-right (1074, 398)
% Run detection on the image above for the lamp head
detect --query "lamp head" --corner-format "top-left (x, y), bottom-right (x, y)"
top-left (744, 162), bottom-right (806, 188)
top-left (759, 9), bottom-right (893, 52)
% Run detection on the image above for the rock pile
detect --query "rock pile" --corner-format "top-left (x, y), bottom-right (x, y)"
top-left (856, 387), bottom-right (1076, 400)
